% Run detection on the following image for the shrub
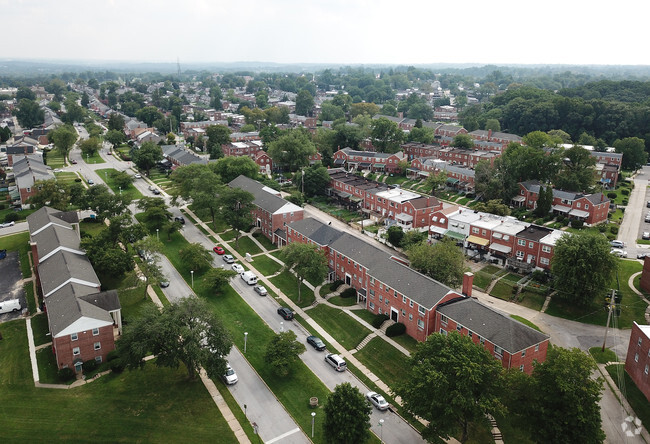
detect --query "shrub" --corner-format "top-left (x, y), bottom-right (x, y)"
top-left (598, 224), bottom-right (607, 232)
top-left (621, 189), bottom-right (629, 196)
top-left (340, 288), bottom-right (357, 299)
top-left (372, 314), bottom-right (389, 329)
top-left (74, 178), bottom-right (82, 182)
top-left (83, 359), bottom-right (98, 373)
top-left (329, 280), bottom-right (344, 291)
top-left (58, 367), bottom-right (75, 382)
top-left (535, 218), bottom-right (545, 225)
top-left (610, 226), bottom-right (619, 234)
top-left (606, 233), bottom-right (616, 240)
top-left (570, 219), bottom-right (584, 229)
top-left (531, 270), bottom-right (549, 284)
top-left (385, 322), bottom-right (406, 337)
top-left (4, 212), bottom-right (19, 222)
top-left (556, 215), bottom-right (564, 223)
top-left (607, 192), bottom-right (617, 199)
top-left (106, 350), bottom-right (120, 362)
top-left (622, 199), bottom-right (629, 206)
top-left (110, 359), bottom-right (125, 374)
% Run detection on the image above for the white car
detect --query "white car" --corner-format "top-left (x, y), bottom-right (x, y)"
top-left (134, 173), bottom-right (142, 179)
top-left (231, 263), bottom-right (244, 274)
top-left (366, 391), bottom-right (389, 410)
top-left (0, 221), bottom-right (15, 228)
top-left (253, 285), bottom-right (268, 296)
top-left (222, 363), bottom-right (238, 385)
top-left (611, 248), bottom-right (628, 258)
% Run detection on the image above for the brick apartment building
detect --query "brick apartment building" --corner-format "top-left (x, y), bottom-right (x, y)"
top-left (332, 147), bottom-right (405, 174)
top-left (625, 322), bottom-right (650, 402)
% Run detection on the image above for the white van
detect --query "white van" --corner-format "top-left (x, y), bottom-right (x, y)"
top-left (325, 353), bottom-right (347, 372)
top-left (240, 271), bottom-right (258, 285)
top-left (0, 299), bottom-right (21, 314)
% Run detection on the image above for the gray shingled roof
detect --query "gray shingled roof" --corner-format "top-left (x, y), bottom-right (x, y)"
top-left (79, 290), bottom-right (121, 312)
top-left (229, 175), bottom-right (300, 214)
top-left (46, 283), bottom-right (113, 338)
top-left (26, 207), bottom-right (76, 233)
top-left (39, 250), bottom-right (100, 297)
top-left (438, 298), bottom-right (549, 353)
top-left (32, 224), bottom-right (81, 261)
top-left (516, 225), bottom-right (552, 242)
top-left (288, 218), bottom-right (344, 246)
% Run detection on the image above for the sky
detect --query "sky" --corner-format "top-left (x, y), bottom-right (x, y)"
top-left (3, 0), bottom-right (650, 66)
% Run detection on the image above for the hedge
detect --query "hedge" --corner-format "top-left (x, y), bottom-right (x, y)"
top-left (386, 322), bottom-right (406, 337)
top-left (372, 314), bottom-right (389, 329)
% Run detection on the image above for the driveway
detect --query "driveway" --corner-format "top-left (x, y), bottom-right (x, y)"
top-left (0, 250), bottom-right (27, 323)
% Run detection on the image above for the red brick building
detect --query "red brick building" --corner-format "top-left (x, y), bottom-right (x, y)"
top-left (332, 148), bottom-right (405, 174)
top-left (229, 175), bottom-right (304, 245)
top-left (27, 207), bottom-right (122, 374)
top-left (625, 322), bottom-right (650, 402)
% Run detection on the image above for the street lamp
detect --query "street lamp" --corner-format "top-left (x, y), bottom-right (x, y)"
top-left (379, 419), bottom-right (384, 443)
top-left (244, 332), bottom-right (248, 353)
top-left (190, 270), bottom-right (194, 288)
top-left (119, 186), bottom-right (122, 195)
top-left (280, 321), bottom-right (283, 332)
top-left (156, 228), bottom-right (159, 240)
top-left (311, 412), bottom-right (316, 438)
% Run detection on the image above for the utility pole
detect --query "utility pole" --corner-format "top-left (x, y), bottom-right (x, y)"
top-left (602, 289), bottom-right (616, 352)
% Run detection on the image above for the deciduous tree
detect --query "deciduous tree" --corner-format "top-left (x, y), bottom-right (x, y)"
top-left (107, 113), bottom-right (126, 131)
top-left (203, 268), bottom-right (238, 294)
top-left (371, 117), bottom-right (404, 153)
top-left (15, 98), bottom-right (44, 129)
top-left (219, 187), bottom-right (254, 248)
top-left (179, 243), bottom-right (213, 272)
top-left (132, 141), bottom-right (163, 176)
top-left (614, 137), bottom-right (647, 170)
top-left (212, 156), bottom-right (259, 183)
top-left (551, 232), bottom-right (618, 306)
top-left (397, 332), bottom-right (504, 443)
top-left (267, 129), bottom-right (317, 172)
top-left (323, 383), bottom-right (371, 444)
top-left (263, 330), bottom-right (306, 377)
top-left (554, 145), bottom-right (597, 192)
top-left (205, 124), bottom-right (231, 159)
top-left (279, 242), bottom-right (328, 303)
top-left (49, 124), bottom-right (78, 160)
top-left (452, 133), bottom-right (474, 149)
top-left (407, 239), bottom-right (466, 288)
top-left (171, 164), bottom-right (223, 223)
top-left (295, 89), bottom-right (314, 116)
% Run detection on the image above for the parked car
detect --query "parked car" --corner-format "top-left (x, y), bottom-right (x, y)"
top-left (366, 391), bottom-right (389, 411)
top-left (253, 285), bottom-right (268, 296)
top-left (643, 232), bottom-right (650, 240)
top-left (213, 246), bottom-right (225, 255)
top-left (174, 216), bottom-right (185, 224)
top-left (160, 280), bottom-right (170, 288)
top-left (306, 335), bottom-right (326, 351)
top-left (148, 185), bottom-right (155, 191)
top-left (610, 240), bottom-right (625, 249)
top-left (646, 214), bottom-right (650, 223)
top-left (71, 159), bottom-right (77, 164)
top-left (222, 363), bottom-right (238, 385)
top-left (0, 221), bottom-right (15, 228)
top-left (134, 174), bottom-right (142, 179)
top-left (610, 248), bottom-right (628, 258)
top-left (232, 263), bottom-right (244, 274)
top-left (87, 179), bottom-right (94, 185)
top-left (277, 307), bottom-right (294, 320)
top-left (152, 188), bottom-right (161, 195)
top-left (324, 353), bottom-right (347, 372)
top-left (241, 271), bottom-right (258, 285)
top-left (637, 252), bottom-right (650, 259)
top-left (646, 201), bottom-right (650, 208)
top-left (222, 254), bottom-right (235, 264)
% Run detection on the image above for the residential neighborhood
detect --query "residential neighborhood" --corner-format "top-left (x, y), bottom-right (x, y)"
top-left (2, 47), bottom-right (650, 444)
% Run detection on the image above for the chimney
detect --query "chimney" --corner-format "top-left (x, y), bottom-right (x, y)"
top-left (462, 272), bottom-right (474, 297)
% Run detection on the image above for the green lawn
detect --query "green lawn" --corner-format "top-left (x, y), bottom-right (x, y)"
top-left (220, 229), bottom-right (239, 241)
top-left (0, 319), bottom-right (238, 442)
top-left (83, 151), bottom-right (106, 164)
top-left (24, 282), bottom-right (36, 314)
top-left (354, 337), bottom-right (410, 389)
top-left (492, 411), bottom-right (535, 444)
top-left (545, 260), bottom-right (648, 328)
top-left (350, 308), bottom-right (378, 326)
top-left (95, 168), bottom-right (143, 202)
top-left (230, 235), bottom-right (262, 255)
top-left (489, 280), bottom-right (517, 301)
top-left (36, 345), bottom-right (66, 384)
top-left (517, 289), bottom-right (547, 311)
top-left (389, 334), bottom-right (419, 354)
top-left (307, 305), bottom-right (371, 349)
top-left (249, 254), bottom-right (283, 276)
top-left (510, 315), bottom-right (543, 332)
top-left (119, 286), bottom-right (156, 323)
top-left (606, 364), bottom-right (650, 431)
top-left (270, 270), bottom-right (315, 308)
top-left (44, 148), bottom-right (65, 168)
top-left (328, 295), bottom-right (358, 307)
top-left (54, 171), bottom-right (80, 185)
top-left (79, 220), bottom-right (107, 237)
top-left (252, 232), bottom-right (277, 251)
top-left (589, 347), bottom-right (618, 363)
top-left (31, 313), bottom-right (51, 347)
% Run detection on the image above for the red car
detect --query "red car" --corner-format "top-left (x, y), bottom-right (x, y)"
top-left (213, 246), bottom-right (225, 255)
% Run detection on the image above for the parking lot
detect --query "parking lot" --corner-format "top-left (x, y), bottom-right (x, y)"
top-left (0, 250), bottom-right (27, 323)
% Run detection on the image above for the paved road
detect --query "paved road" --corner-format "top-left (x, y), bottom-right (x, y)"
top-left (618, 166), bottom-right (649, 258)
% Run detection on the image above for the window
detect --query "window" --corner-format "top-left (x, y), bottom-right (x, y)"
top-left (529, 242), bottom-right (534, 248)
top-left (73, 347), bottom-right (80, 356)
top-left (71, 333), bottom-right (78, 341)
top-left (409, 300), bottom-right (414, 308)
top-left (402, 310), bottom-right (406, 316)
top-left (441, 314), bottom-right (448, 326)
top-left (480, 336), bottom-right (485, 345)
top-left (385, 298), bottom-right (389, 305)
top-left (409, 314), bottom-right (413, 321)
top-left (576, 202), bottom-right (581, 208)
top-left (369, 289), bottom-right (375, 298)
top-left (92, 328), bottom-right (99, 336)
top-left (440, 328), bottom-right (447, 335)
top-left (472, 227), bottom-right (479, 234)
top-left (468, 330), bottom-right (473, 338)
top-left (94, 342), bottom-right (101, 350)
top-left (440, 218), bottom-right (445, 224)
top-left (432, 216), bottom-right (438, 222)
top-left (379, 295), bottom-right (383, 302)
top-left (456, 324), bottom-right (462, 332)
top-left (418, 306), bottom-right (425, 315)
top-left (402, 296), bottom-right (407, 303)
top-left (635, 353), bottom-right (639, 362)
top-left (516, 251), bottom-right (525, 259)
top-left (370, 277), bottom-right (375, 285)
top-left (493, 233), bottom-right (502, 239)
top-left (494, 346), bottom-right (503, 358)
top-left (481, 230), bottom-right (486, 236)
top-left (535, 344), bottom-right (539, 352)
top-left (503, 235), bottom-right (510, 241)
top-left (417, 319), bottom-right (425, 330)
top-left (522, 350), bottom-right (526, 357)
top-left (639, 337), bottom-right (643, 346)
top-left (369, 302), bottom-right (375, 310)
top-left (517, 239), bottom-right (526, 246)
top-left (540, 257), bottom-right (550, 265)
top-left (95, 356), bottom-right (103, 363)
top-left (520, 365), bottom-right (525, 372)
top-left (585, 204), bottom-right (589, 210)
top-left (645, 365), bottom-right (649, 375)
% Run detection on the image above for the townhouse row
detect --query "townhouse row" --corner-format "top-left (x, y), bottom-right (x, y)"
top-left (27, 207), bottom-right (122, 374)
top-left (285, 217), bottom-right (549, 374)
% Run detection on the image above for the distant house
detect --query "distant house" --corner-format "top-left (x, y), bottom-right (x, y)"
top-left (161, 145), bottom-right (208, 168)
top-left (625, 322), bottom-right (650, 402)
top-left (6, 136), bottom-right (40, 166)
top-left (469, 129), bottom-right (522, 149)
top-left (27, 207), bottom-right (122, 374)
top-left (332, 147), bottom-right (405, 174)
top-left (12, 155), bottom-right (53, 207)
top-left (228, 175), bottom-right (304, 246)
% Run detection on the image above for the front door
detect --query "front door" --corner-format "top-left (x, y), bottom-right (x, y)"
top-left (391, 308), bottom-right (399, 322)
top-left (74, 362), bottom-right (83, 374)
top-left (345, 274), bottom-right (351, 285)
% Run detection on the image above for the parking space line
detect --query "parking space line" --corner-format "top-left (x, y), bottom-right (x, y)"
top-left (265, 427), bottom-right (301, 444)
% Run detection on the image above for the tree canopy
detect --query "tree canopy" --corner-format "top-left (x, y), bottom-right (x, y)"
top-left (371, 117), bottom-right (404, 153)
top-left (267, 129), bottom-right (317, 172)
top-left (49, 124), bottom-right (78, 159)
top-left (614, 137), bottom-right (647, 170)
top-left (219, 187), bottom-right (255, 247)
top-left (279, 242), bottom-right (328, 303)
top-left (132, 141), bottom-right (163, 176)
top-left (212, 156), bottom-right (259, 183)
top-left (407, 239), bottom-right (466, 288)
top-left (323, 383), bottom-right (372, 444)
top-left (397, 332), bottom-right (504, 443)
top-left (263, 330), bottom-right (306, 377)
top-left (118, 297), bottom-right (233, 380)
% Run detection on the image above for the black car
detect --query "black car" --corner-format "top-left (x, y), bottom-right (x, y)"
top-left (277, 307), bottom-right (294, 320)
top-left (306, 335), bottom-right (326, 351)
top-left (152, 188), bottom-right (161, 195)
top-left (174, 216), bottom-right (185, 224)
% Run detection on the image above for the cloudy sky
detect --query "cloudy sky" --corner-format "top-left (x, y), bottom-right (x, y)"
top-left (3, 0), bottom-right (648, 66)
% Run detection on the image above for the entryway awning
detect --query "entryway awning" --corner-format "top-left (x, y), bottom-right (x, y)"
top-left (430, 226), bottom-right (448, 235)
top-left (512, 195), bottom-right (525, 202)
top-left (569, 209), bottom-right (589, 218)
top-left (467, 235), bottom-right (490, 247)
top-left (446, 177), bottom-right (459, 184)
top-left (445, 230), bottom-right (466, 240)
top-left (552, 205), bottom-right (571, 213)
top-left (490, 243), bottom-right (512, 254)
top-left (373, 163), bottom-right (386, 169)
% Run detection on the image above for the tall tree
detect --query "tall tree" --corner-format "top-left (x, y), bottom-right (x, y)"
top-left (472, 199), bottom-right (511, 216)
top-left (323, 383), bottom-right (372, 444)
top-left (171, 164), bottom-right (223, 223)
top-left (534, 185), bottom-right (553, 217)
top-left (107, 113), bottom-right (126, 131)
top-left (452, 133), bottom-right (474, 149)
top-left (132, 141), bottom-right (163, 176)
top-left (554, 145), bottom-right (596, 192)
top-left (212, 156), bottom-right (259, 183)
top-left (203, 268), bottom-right (238, 294)
top-left (15, 98), bottom-right (44, 129)
top-left (263, 330), bottom-right (306, 377)
top-left (267, 130), bottom-right (317, 171)
top-left (179, 243), bottom-right (213, 272)
top-left (528, 347), bottom-right (605, 444)
top-left (279, 242), bottom-right (328, 303)
top-left (82, 185), bottom-right (130, 220)
top-left (551, 232), bottom-right (618, 306)
top-left (28, 180), bottom-right (70, 210)
top-left (219, 187), bottom-right (255, 248)
top-left (118, 298), bottom-right (233, 380)
top-left (79, 137), bottom-right (101, 158)
top-left (133, 236), bottom-right (165, 294)
top-left (298, 164), bottom-right (330, 197)
top-left (407, 239), bottom-right (466, 288)
top-left (295, 89), bottom-right (314, 116)
top-left (136, 106), bottom-right (164, 127)
top-left (370, 117), bottom-right (404, 153)
top-left (205, 124), bottom-right (231, 159)
top-left (397, 332), bottom-right (504, 443)
top-left (614, 137), bottom-right (647, 170)
top-left (49, 124), bottom-right (78, 160)
top-left (424, 170), bottom-right (447, 196)
top-left (105, 129), bottom-right (125, 149)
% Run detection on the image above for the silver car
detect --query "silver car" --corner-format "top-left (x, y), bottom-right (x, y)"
top-left (366, 391), bottom-right (389, 410)
top-left (222, 364), bottom-right (238, 385)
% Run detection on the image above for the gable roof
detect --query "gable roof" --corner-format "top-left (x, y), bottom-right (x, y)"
top-left (26, 207), bottom-right (78, 234)
top-left (438, 297), bottom-right (549, 353)
top-left (229, 175), bottom-right (302, 214)
top-left (32, 224), bottom-right (82, 262)
top-left (46, 283), bottom-right (114, 338)
top-left (287, 218), bottom-right (344, 246)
